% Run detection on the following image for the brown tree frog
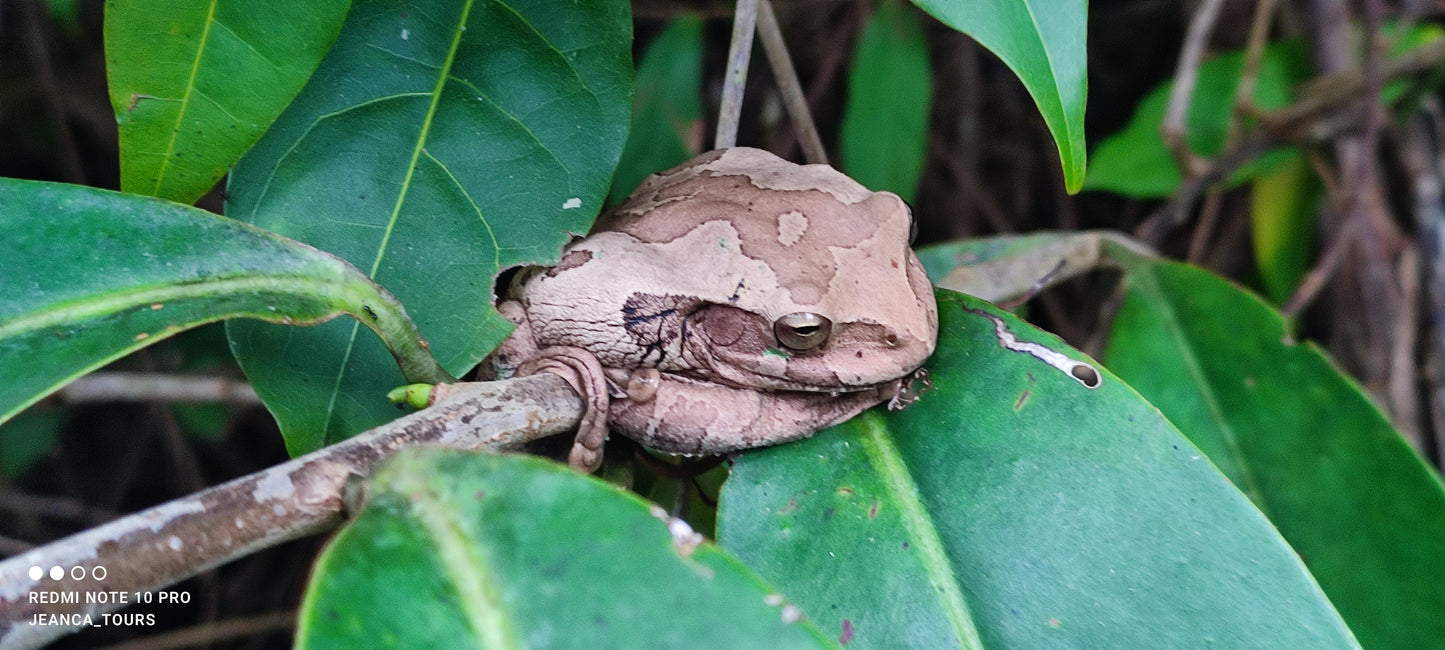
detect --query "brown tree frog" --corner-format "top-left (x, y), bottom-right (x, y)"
top-left (489, 147), bottom-right (938, 471)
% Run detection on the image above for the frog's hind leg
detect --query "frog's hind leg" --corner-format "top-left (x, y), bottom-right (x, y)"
top-left (519, 346), bottom-right (611, 472)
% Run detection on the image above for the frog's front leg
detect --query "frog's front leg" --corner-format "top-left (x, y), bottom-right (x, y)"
top-left (518, 347), bottom-right (611, 472)
top-left (605, 369), bottom-right (898, 456)
top-left (494, 300), bottom-right (612, 472)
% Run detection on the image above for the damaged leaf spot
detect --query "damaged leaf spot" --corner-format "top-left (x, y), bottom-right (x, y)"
top-left (649, 504), bottom-right (703, 557)
top-left (1015, 373), bottom-right (1036, 410)
top-left (968, 307), bottom-right (1102, 389)
top-left (1070, 363), bottom-right (1101, 388)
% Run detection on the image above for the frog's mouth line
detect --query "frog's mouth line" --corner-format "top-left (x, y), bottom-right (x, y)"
top-left (644, 369), bottom-right (890, 397)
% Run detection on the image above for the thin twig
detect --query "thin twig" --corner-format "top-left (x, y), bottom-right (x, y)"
top-left (715, 0), bottom-right (760, 149)
top-left (1262, 37), bottom-right (1445, 141)
top-left (1391, 244), bottom-right (1423, 446)
top-left (1135, 132), bottom-right (1271, 245)
top-left (58, 372), bottom-right (261, 405)
top-left (1161, 0), bottom-right (1225, 178)
top-left (0, 375), bottom-right (583, 649)
top-left (1186, 189), bottom-right (1225, 264)
top-left (1226, 0), bottom-right (1280, 148)
top-left (1283, 215), bottom-right (1358, 318)
top-left (756, 0), bottom-right (827, 164)
top-left (1404, 100), bottom-right (1445, 463)
top-left (933, 136), bottom-right (1015, 233)
top-left (1142, 7), bottom-right (1445, 246)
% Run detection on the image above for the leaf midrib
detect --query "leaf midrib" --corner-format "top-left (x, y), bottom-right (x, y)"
top-left (1130, 266), bottom-right (1271, 514)
top-left (409, 479), bottom-right (518, 649)
top-left (151, 0), bottom-right (220, 196)
top-left (0, 275), bottom-right (346, 340)
top-left (323, 0), bottom-right (479, 437)
top-left (858, 411), bottom-right (983, 650)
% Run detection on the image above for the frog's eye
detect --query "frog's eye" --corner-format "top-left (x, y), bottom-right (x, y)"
top-left (774, 312), bottom-right (832, 350)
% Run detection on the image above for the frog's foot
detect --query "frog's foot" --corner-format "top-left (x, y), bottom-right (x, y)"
top-left (519, 346), bottom-right (611, 472)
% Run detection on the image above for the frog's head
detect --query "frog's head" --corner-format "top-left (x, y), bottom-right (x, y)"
top-left (601, 147), bottom-right (938, 392)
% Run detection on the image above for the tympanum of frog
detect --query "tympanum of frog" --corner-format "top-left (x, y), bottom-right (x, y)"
top-left (489, 147), bottom-right (938, 472)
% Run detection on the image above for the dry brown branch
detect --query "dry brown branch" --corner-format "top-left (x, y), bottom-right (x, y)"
top-left (715, 0), bottom-right (760, 149)
top-left (1402, 103), bottom-right (1445, 463)
top-left (0, 375), bottom-right (582, 649)
top-left (1227, 0), bottom-right (1280, 148)
top-left (1161, 0), bottom-right (1225, 178)
top-left (757, 1), bottom-right (828, 164)
top-left (1139, 31), bottom-right (1445, 245)
top-left (1186, 190), bottom-right (1225, 264)
top-left (57, 373), bottom-right (261, 405)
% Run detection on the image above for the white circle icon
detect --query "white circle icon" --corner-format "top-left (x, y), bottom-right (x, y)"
top-left (27, 566), bottom-right (42, 581)
top-left (49, 566), bottom-right (63, 580)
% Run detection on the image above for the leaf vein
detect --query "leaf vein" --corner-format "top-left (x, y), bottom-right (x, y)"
top-left (151, 0), bottom-right (220, 196)
top-left (858, 412), bottom-right (983, 650)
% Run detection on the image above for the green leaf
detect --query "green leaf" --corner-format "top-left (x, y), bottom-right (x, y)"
top-left (226, 0), bottom-right (633, 454)
top-left (1250, 151), bottom-right (1318, 304)
top-left (298, 449), bottom-right (836, 649)
top-left (0, 177), bottom-right (447, 429)
top-left (105, 0), bottom-right (352, 204)
top-left (840, 0), bottom-right (933, 203)
top-left (1102, 254), bottom-right (1445, 650)
top-left (1083, 42), bottom-right (1310, 197)
top-left (609, 15), bottom-right (704, 204)
top-left (911, 0), bottom-right (1087, 193)
top-left (718, 290), bottom-right (1357, 649)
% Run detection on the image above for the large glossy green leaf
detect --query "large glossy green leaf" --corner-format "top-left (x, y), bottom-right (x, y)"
top-left (1103, 254), bottom-right (1445, 650)
top-left (298, 449), bottom-right (835, 649)
top-left (1083, 42), bottom-right (1310, 197)
top-left (718, 290), bottom-right (1357, 649)
top-left (0, 178), bottom-right (447, 428)
top-left (910, 0), bottom-right (1086, 193)
top-left (840, 0), bottom-right (932, 203)
top-left (608, 16), bottom-right (703, 205)
top-left (226, 0), bottom-right (633, 454)
top-left (105, 0), bottom-right (351, 204)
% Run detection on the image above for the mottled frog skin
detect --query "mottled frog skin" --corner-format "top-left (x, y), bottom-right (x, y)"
top-left (491, 147), bottom-right (937, 471)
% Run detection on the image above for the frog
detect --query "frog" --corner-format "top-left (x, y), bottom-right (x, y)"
top-left (489, 147), bottom-right (938, 472)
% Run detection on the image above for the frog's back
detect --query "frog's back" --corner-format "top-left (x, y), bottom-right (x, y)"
top-left (596, 147), bottom-right (887, 242)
